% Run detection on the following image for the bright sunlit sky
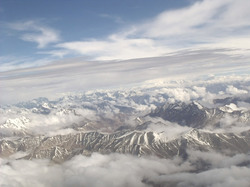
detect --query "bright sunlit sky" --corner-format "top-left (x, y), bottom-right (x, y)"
top-left (1, 0), bottom-right (250, 72)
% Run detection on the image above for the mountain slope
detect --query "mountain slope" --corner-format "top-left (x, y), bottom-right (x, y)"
top-left (149, 101), bottom-right (250, 128)
top-left (1, 128), bottom-right (249, 163)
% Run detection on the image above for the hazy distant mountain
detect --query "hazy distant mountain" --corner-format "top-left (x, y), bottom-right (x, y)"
top-left (149, 101), bottom-right (250, 128)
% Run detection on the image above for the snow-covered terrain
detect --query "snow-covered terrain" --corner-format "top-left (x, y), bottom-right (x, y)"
top-left (1, 78), bottom-right (250, 186)
top-left (1, 76), bottom-right (249, 136)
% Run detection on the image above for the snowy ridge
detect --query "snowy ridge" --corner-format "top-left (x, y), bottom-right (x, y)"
top-left (1, 116), bottom-right (30, 130)
top-left (0, 83), bottom-right (249, 162)
top-left (1, 127), bottom-right (249, 162)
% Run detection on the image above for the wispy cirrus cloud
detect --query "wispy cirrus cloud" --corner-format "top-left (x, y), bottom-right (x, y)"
top-left (9, 20), bottom-right (60, 48)
top-left (100, 14), bottom-right (124, 24)
top-left (0, 55), bottom-right (53, 72)
top-left (3, 0), bottom-right (250, 66)
top-left (36, 50), bottom-right (70, 58)
top-left (56, 0), bottom-right (250, 60)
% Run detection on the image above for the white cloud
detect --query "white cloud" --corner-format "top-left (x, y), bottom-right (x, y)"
top-left (193, 86), bottom-right (206, 97)
top-left (139, 0), bottom-right (250, 50)
top-left (143, 117), bottom-right (192, 141)
top-left (56, 0), bottom-right (250, 60)
top-left (187, 150), bottom-right (250, 168)
top-left (226, 85), bottom-right (248, 95)
top-left (36, 50), bottom-right (69, 58)
top-left (157, 166), bottom-right (250, 187)
top-left (141, 0), bottom-right (228, 38)
top-left (0, 104), bottom-right (99, 136)
top-left (100, 14), bottom-right (124, 24)
top-left (56, 36), bottom-right (170, 60)
top-left (0, 55), bottom-right (55, 72)
top-left (1, 49), bottom-right (250, 105)
top-left (9, 20), bottom-right (60, 48)
top-left (0, 152), bottom-right (249, 187)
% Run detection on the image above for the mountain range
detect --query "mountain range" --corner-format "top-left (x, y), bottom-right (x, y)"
top-left (1, 89), bottom-right (250, 167)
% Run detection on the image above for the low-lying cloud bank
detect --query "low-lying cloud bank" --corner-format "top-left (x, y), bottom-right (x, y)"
top-left (1, 48), bottom-right (250, 105)
top-left (1, 72), bottom-right (249, 137)
top-left (1, 151), bottom-right (249, 187)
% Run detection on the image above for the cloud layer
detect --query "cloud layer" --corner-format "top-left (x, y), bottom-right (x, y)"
top-left (2, 0), bottom-right (250, 71)
top-left (1, 48), bottom-right (249, 105)
top-left (1, 151), bottom-right (249, 187)
top-left (56, 0), bottom-right (250, 60)
top-left (9, 21), bottom-right (60, 48)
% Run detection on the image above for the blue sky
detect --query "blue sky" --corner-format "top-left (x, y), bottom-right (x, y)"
top-left (1, 0), bottom-right (249, 72)
top-left (0, 0), bottom-right (190, 70)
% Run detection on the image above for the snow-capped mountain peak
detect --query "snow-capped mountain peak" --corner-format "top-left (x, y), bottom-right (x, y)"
top-left (1, 116), bottom-right (30, 130)
top-left (219, 103), bottom-right (241, 113)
